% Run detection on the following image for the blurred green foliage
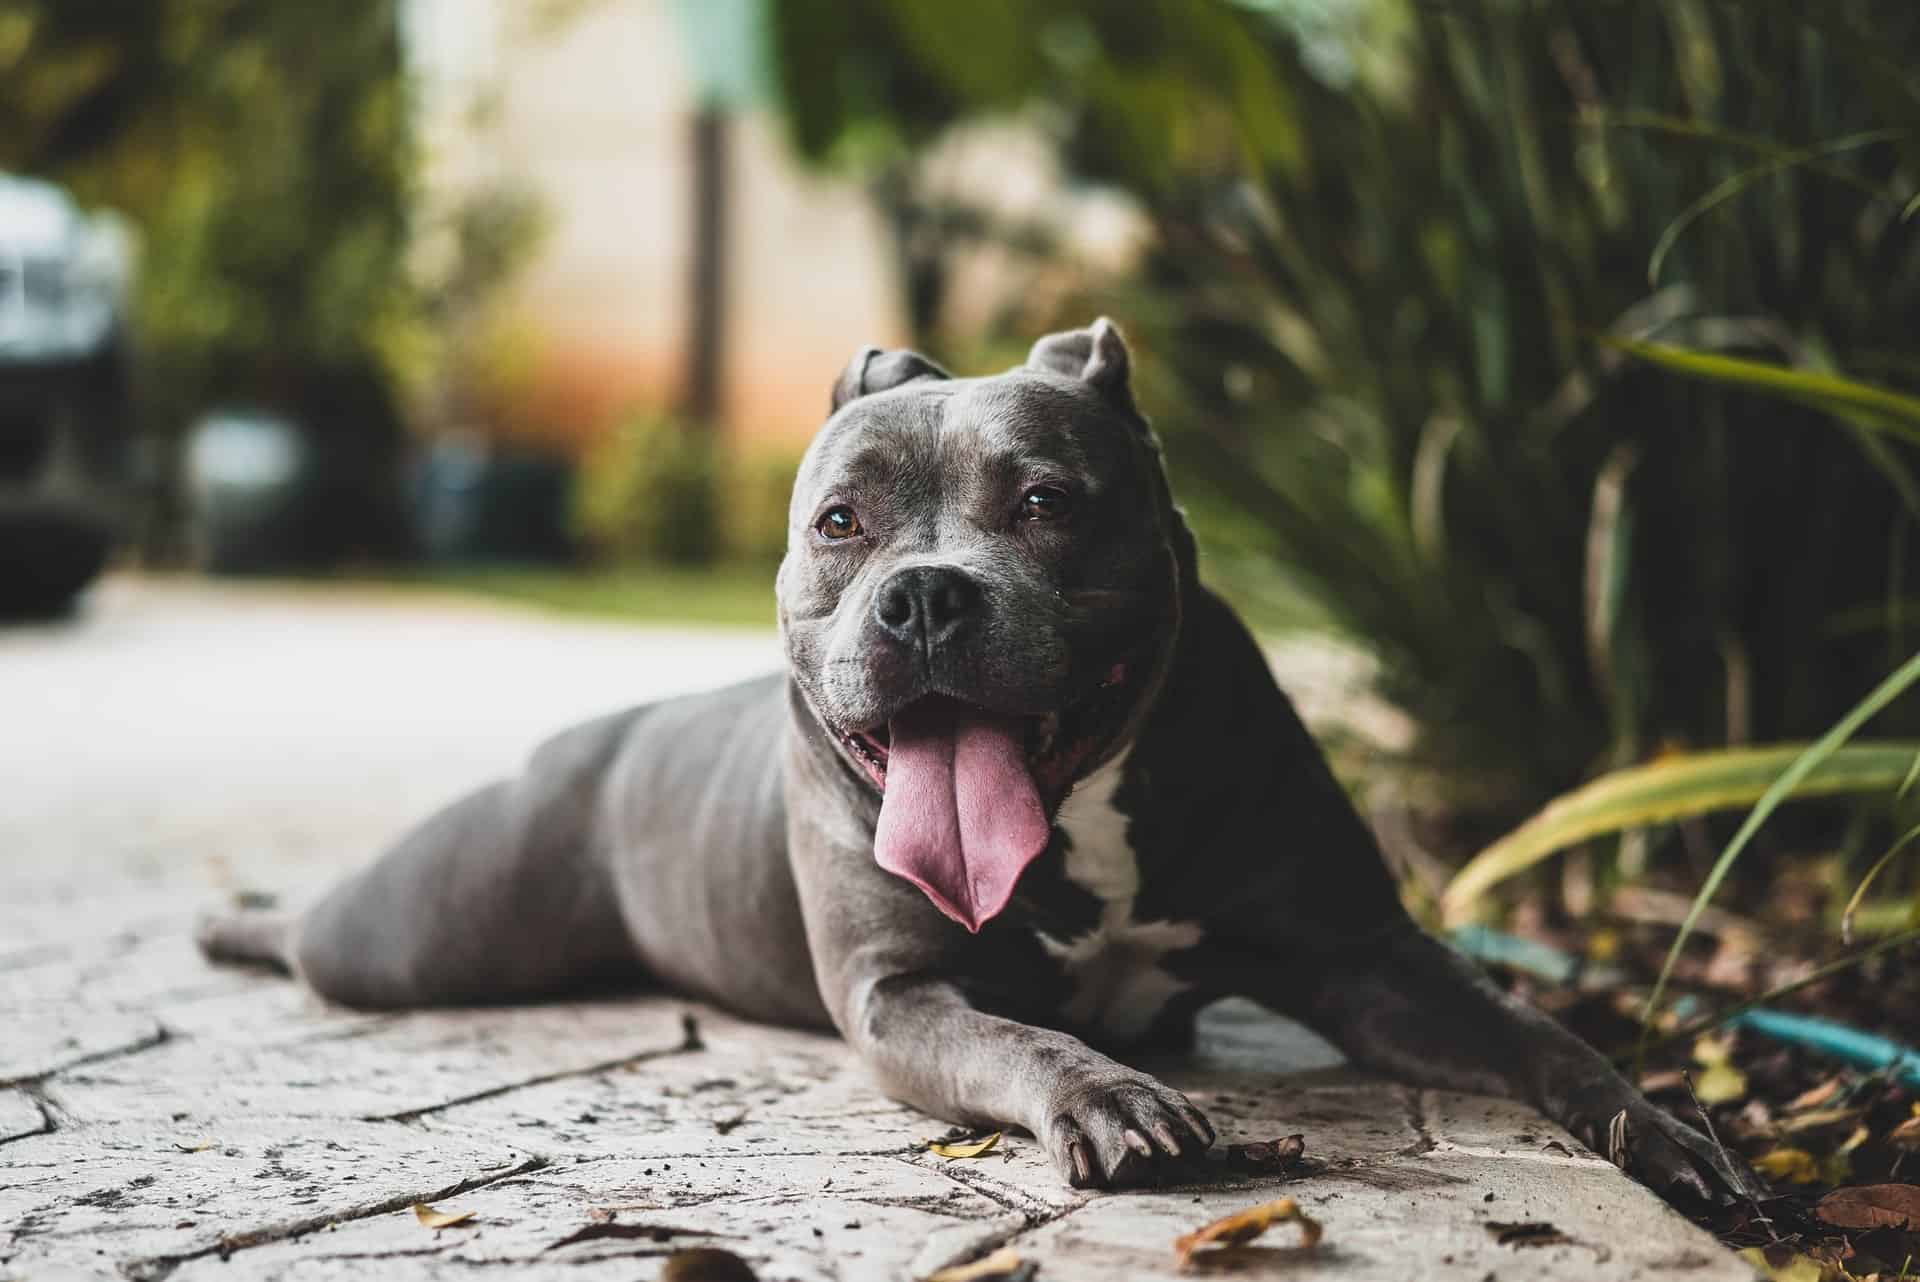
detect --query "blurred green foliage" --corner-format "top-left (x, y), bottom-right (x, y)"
top-left (0, 1), bottom-right (417, 437)
top-left (574, 415), bottom-right (799, 571)
top-left (773, 0), bottom-right (1920, 815)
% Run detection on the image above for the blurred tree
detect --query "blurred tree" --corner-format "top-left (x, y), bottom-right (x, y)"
top-left (771, 0), bottom-right (1920, 824)
top-left (0, 0), bottom-right (424, 559)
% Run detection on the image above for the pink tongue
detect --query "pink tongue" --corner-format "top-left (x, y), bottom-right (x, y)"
top-left (872, 696), bottom-right (1050, 932)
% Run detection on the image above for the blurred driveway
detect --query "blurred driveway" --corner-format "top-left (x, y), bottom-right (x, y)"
top-left (0, 575), bottom-right (780, 913)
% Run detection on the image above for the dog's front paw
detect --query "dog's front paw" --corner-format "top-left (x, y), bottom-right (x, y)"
top-left (1042, 1071), bottom-right (1215, 1188)
top-left (1568, 1089), bottom-right (1766, 1207)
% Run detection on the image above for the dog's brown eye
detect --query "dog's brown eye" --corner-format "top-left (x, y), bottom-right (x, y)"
top-left (817, 505), bottom-right (862, 540)
top-left (1021, 485), bottom-right (1072, 521)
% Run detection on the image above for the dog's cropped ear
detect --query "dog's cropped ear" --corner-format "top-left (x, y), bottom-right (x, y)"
top-left (831, 347), bottom-right (951, 413)
top-left (1025, 317), bottom-right (1135, 412)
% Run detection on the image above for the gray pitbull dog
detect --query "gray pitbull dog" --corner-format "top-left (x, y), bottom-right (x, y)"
top-left (201, 320), bottom-right (1757, 1203)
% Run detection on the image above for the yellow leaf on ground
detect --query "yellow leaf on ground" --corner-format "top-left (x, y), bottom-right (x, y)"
top-left (1692, 1062), bottom-right (1748, 1105)
top-left (1174, 1197), bottom-right (1322, 1272)
top-left (1693, 1032), bottom-right (1736, 1065)
top-left (413, 1202), bottom-right (476, 1229)
top-left (926, 1132), bottom-right (1001, 1159)
top-left (1689, 1034), bottom-right (1746, 1104)
top-left (1776, 1108), bottom-right (1860, 1134)
top-left (1751, 1148), bottom-right (1821, 1185)
top-left (923, 1247), bottom-right (1025, 1282)
top-left (1738, 1247), bottom-right (1827, 1282)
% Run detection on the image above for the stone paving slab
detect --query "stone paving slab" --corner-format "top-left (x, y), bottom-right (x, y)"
top-left (1, 579), bottom-right (1754, 1281)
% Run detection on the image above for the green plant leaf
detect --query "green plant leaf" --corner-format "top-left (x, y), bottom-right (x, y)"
top-left (1637, 652), bottom-right (1920, 1063)
top-left (1441, 740), bottom-right (1920, 919)
top-left (1602, 340), bottom-right (1920, 444)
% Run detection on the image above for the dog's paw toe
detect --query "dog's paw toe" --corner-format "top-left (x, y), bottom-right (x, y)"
top-left (1044, 1072), bottom-right (1214, 1188)
top-left (1570, 1092), bottom-right (1767, 1207)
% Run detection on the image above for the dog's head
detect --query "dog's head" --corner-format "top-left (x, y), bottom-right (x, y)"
top-left (777, 319), bottom-right (1193, 931)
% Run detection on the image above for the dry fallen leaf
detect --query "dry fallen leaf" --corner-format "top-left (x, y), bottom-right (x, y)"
top-left (661, 1247), bottom-right (759, 1282)
top-left (1775, 1108), bottom-right (1861, 1135)
top-left (1784, 1078), bottom-right (1843, 1113)
top-left (1224, 1134), bottom-right (1306, 1170)
top-left (1816, 1183), bottom-right (1920, 1231)
top-left (1752, 1148), bottom-right (1822, 1185)
top-left (1691, 1034), bottom-right (1747, 1105)
top-left (926, 1131), bottom-right (1002, 1160)
top-left (413, 1202), bottom-right (476, 1230)
top-left (1820, 1125), bottom-right (1872, 1186)
top-left (1738, 1246), bottom-right (1828, 1282)
top-left (923, 1246), bottom-right (1028, 1282)
top-left (1173, 1197), bottom-right (1322, 1272)
top-left (171, 1139), bottom-right (216, 1154)
top-left (1888, 1115), bottom-right (1920, 1151)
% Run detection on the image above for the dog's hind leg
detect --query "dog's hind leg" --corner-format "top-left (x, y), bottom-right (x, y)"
top-left (198, 708), bottom-right (646, 1009)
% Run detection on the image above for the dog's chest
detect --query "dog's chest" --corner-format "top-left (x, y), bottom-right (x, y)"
top-left (1036, 754), bottom-right (1204, 1042)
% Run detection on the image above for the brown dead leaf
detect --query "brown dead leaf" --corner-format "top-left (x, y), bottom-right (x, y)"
top-left (1173, 1197), bottom-right (1322, 1272)
top-left (413, 1202), bottom-right (476, 1230)
top-left (1784, 1079), bottom-right (1844, 1113)
top-left (927, 1131), bottom-right (1002, 1159)
top-left (1815, 1183), bottom-right (1920, 1231)
top-left (171, 1139), bottom-right (216, 1154)
top-left (1224, 1134), bottom-right (1306, 1170)
top-left (1887, 1115), bottom-right (1920, 1151)
top-left (923, 1246), bottom-right (1029, 1282)
top-left (1752, 1148), bottom-right (1822, 1185)
top-left (661, 1247), bottom-right (759, 1282)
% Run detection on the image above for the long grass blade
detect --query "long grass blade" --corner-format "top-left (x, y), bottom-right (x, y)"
top-left (1636, 652), bottom-right (1920, 1066)
top-left (1842, 821), bottom-right (1920, 944)
top-left (1646, 129), bottom-right (1906, 286)
top-left (1440, 742), bottom-right (1920, 919)
top-left (1602, 340), bottom-right (1920, 445)
top-left (1576, 110), bottom-right (1902, 202)
top-left (1622, 925), bottom-right (1920, 1063)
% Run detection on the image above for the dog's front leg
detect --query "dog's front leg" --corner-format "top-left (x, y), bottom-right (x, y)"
top-left (1252, 922), bottom-right (1765, 1206)
top-left (846, 970), bottom-right (1213, 1187)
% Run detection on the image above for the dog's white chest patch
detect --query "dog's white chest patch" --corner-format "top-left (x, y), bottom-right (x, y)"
top-left (1038, 753), bottom-right (1204, 1042)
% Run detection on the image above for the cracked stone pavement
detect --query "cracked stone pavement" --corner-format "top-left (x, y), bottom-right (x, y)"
top-left (1, 577), bottom-right (1754, 1280)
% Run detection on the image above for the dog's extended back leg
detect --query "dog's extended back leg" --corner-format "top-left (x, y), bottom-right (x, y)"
top-left (199, 710), bottom-right (645, 1009)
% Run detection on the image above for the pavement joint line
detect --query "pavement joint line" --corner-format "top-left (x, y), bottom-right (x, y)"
top-left (1398, 1083), bottom-right (1438, 1157)
top-left (0, 1080), bottom-right (59, 1146)
top-left (0, 1022), bottom-right (173, 1091)
top-left (893, 1152), bottom-right (1068, 1224)
top-left (115, 1153), bottom-right (553, 1281)
top-left (362, 1027), bottom-right (708, 1124)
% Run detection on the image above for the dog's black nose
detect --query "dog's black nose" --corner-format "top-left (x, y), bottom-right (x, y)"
top-left (875, 565), bottom-right (982, 649)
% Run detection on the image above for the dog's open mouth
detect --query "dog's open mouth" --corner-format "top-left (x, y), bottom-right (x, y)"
top-left (832, 663), bottom-right (1134, 934)
top-left (834, 661), bottom-right (1132, 797)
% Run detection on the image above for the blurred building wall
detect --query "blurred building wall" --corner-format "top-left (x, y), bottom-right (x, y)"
top-left (406, 0), bottom-right (907, 449)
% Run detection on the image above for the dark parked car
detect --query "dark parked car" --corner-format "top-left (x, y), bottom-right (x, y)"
top-left (0, 173), bottom-right (137, 614)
